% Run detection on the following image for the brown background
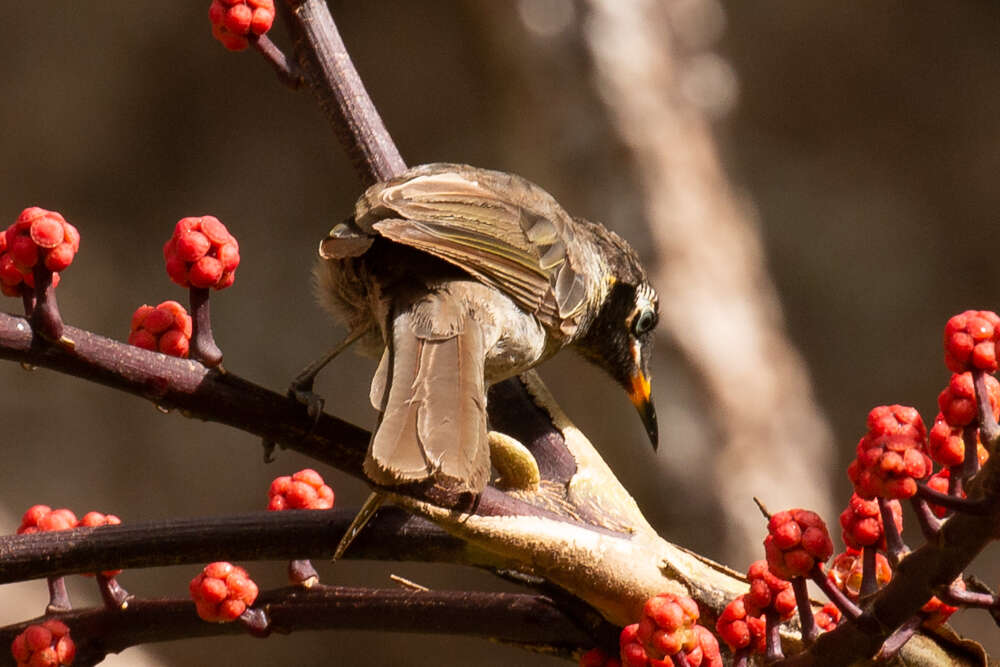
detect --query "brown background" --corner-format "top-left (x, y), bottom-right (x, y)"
top-left (1, 2), bottom-right (998, 664)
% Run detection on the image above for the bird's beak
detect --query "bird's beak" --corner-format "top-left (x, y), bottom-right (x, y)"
top-left (627, 340), bottom-right (658, 450)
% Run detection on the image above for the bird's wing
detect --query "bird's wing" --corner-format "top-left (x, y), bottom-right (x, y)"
top-left (355, 164), bottom-right (590, 330)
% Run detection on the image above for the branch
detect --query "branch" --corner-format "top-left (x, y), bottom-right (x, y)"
top-left (0, 509), bottom-right (500, 583)
top-left (279, 0), bottom-right (405, 185)
top-left (0, 586), bottom-right (593, 666)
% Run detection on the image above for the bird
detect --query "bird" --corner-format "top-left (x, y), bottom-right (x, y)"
top-left (314, 163), bottom-right (659, 497)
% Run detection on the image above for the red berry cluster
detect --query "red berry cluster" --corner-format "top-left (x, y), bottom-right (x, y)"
top-left (17, 506), bottom-right (77, 534)
top-left (164, 216), bottom-right (240, 290)
top-left (10, 620), bottom-right (75, 667)
top-left (847, 405), bottom-right (932, 499)
top-left (938, 372), bottom-right (1000, 427)
top-left (619, 593), bottom-right (721, 667)
top-left (0, 207), bottom-right (78, 297)
top-left (838, 493), bottom-right (902, 551)
top-left (267, 469), bottom-right (334, 511)
top-left (209, 0), bottom-right (275, 51)
top-left (764, 509), bottom-right (833, 579)
top-left (745, 560), bottom-right (795, 619)
top-left (128, 300), bottom-right (193, 358)
top-left (944, 310), bottom-right (1000, 373)
top-left (715, 595), bottom-right (765, 655)
top-left (189, 562), bottom-right (259, 623)
top-left (928, 413), bottom-right (990, 468)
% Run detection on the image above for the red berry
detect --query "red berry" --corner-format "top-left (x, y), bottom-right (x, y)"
top-left (175, 231), bottom-right (211, 262)
top-left (189, 256), bottom-right (223, 288)
top-left (189, 562), bottom-right (258, 623)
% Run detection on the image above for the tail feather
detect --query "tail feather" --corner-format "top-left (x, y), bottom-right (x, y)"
top-left (365, 304), bottom-right (490, 494)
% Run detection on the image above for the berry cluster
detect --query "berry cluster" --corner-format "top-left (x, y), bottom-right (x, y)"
top-left (128, 300), bottom-right (193, 358)
top-left (764, 509), bottom-right (833, 579)
top-left (164, 216), bottom-right (240, 290)
top-left (944, 310), bottom-right (1000, 373)
top-left (715, 595), bottom-right (765, 656)
top-left (0, 207), bottom-right (78, 297)
top-left (618, 593), bottom-right (721, 667)
top-left (10, 620), bottom-right (75, 667)
top-left (209, 0), bottom-right (275, 51)
top-left (838, 493), bottom-right (901, 551)
top-left (847, 405), bottom-right (932, 500)
top-left (267, 468), bottom-right (335, 511)
top-left (189, 562), bottom-right (259, 623)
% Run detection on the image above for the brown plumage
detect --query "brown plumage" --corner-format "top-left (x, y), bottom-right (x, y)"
top-left (316, 163), bottom-right (659, 495)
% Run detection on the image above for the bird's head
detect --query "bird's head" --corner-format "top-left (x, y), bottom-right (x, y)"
top-left (573, 222), bottom-right (660, 450)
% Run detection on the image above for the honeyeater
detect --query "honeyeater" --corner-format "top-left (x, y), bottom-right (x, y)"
top-left (315, 163), bottom-right (659, 496)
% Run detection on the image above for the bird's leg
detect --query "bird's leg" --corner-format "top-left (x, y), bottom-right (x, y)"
top-left (290, 325), bottom-right (370, 421)
top-left (332, 491), bottom-right (386, 561)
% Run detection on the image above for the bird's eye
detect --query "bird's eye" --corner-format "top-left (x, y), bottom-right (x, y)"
top-left (632, 308), bottom-right (657, 336)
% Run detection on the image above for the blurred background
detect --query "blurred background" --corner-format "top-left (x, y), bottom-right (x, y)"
top-left (1, 1), bottom-right (998, 664)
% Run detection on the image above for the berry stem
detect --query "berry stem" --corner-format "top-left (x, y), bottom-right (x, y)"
top-left (188, 286), bottom-right (223, 368)
top-left (860, 546), bottom-right (878, 598)
top-left (791, 578), bottom-right (817, 644)
top-left (809, 564), bottom-right (861, 620)
top-left (671, 650), bottom-right (692, 667)
top-left (877, 497), bottom-right (907, 566)
top-left (874, 615), bottom-right (921, 661)
top-left (764, 609), bottom-right (784, 661)
top-left (915, 483), bottom-right (989, 515)
top-left (30, 263), bottom-right (70, 346)
top-left (20, 289), bottom-right (34, 317)
top-left (960, 425), bottom-right (980, 481)
top-left (973, 369), bottom-right (1000, 448)
top-left (965, 576), bottom-right (1000, 627)
top-left (939, 583), bottom-right (994, 608)
top-left (46, 576), bottom-right (71, 613)
top-left (97, 574), bottom-right (131, 610)
top-left (251, 35), bottom-right (302, 89)
top-left (908, 496), bottom-right (942, 541)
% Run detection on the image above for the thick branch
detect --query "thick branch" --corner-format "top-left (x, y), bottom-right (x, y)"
top-left (0, 509), bottom-right (499, 583)
top-left (0, 586), bottom-right (592, 666)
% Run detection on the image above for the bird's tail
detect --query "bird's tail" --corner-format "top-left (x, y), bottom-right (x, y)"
top-left (365, 299), bottom-right (490, 495)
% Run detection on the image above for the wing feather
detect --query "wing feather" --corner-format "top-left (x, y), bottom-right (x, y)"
top-left (356, 164), bottom-right (590, 327)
